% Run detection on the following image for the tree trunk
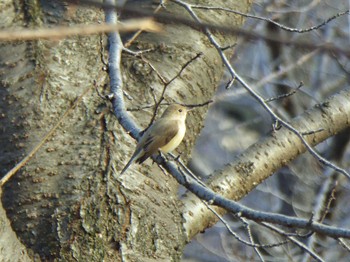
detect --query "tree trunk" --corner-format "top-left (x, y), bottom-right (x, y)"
top-left (0, 0), bottom-right (251, 260)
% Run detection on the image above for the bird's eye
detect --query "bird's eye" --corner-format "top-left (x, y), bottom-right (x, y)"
top-left (178, 109), bottom-right (183, 112)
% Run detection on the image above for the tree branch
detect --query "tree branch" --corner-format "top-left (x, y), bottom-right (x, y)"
top-left (181, 89), bottom-right (350, 239)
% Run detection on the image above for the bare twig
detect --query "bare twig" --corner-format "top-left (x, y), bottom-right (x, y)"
top-left (265, 82), bottom-right (304, 103)
top-left (338, 238), bottom-right (350, 252)
top-left (147, 52), bottom-right (203, 126)
top-left (300, 172), bottom-right (338, 262)
top-left (172, 0), bottom-right (350, 180)
top-left (182, 99), bottom-right (213, 109)
top-left (191, 5), bottom-right (349, 33)
top-left (201, 201), bottom-right (289, 249)
top-left (124, 1), bottom-right (167, 47)
top-left (240, 217), bottom-right (265, 261)
top-left (261, 222), bottom-right (325, 262)
top-left (67, 1), bottom-right (350, 57)
top-left (0, 19), bottom-right (161, 41)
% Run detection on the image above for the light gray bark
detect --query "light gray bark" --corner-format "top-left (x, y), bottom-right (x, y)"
top-left (0, 0), bottom-right (251, 260)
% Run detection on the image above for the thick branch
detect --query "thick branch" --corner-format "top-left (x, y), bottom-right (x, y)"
top-left (182, 89), bottom-right (350, 239)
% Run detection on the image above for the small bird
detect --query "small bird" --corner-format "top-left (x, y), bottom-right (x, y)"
top-left (120, 104), bottom-right (189, 174)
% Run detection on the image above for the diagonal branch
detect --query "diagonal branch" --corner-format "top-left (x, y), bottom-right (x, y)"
top-left (181, 89), bottom-right (350, 239)
top-left (172, 0), bottom-right (349, 179)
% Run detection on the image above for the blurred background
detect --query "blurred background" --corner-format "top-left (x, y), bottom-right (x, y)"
top-left (183, 0), bottom-right (350, 261)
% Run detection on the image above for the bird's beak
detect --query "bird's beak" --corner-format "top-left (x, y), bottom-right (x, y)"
top-left (185, 106), bottom-right (194, 111)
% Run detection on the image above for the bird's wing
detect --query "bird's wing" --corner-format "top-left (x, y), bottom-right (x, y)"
top-left (135, 120), bottom-right (179, 164)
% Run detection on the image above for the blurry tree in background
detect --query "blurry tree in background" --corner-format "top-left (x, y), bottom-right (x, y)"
top-left (0, 0), bottom-right (350, 261)
top-left (186, 0), bottom-right (350, 261)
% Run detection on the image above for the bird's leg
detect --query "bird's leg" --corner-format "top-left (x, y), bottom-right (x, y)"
top-left (167, 152), bottom-right (182, 161)
top-left (158, 150), bottom-right (169, 161)
top-left (151, 150), bottom-right (168, 165)
top-left (173, 152), bottom-right (182, 161)
top-left (152, 151), bottom-right (182, 165)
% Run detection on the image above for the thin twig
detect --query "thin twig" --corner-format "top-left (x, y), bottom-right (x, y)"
top-left (172, 0), bottom-right (350, 180)
top-left (171, 154), bottom-right (350, 239)
top-left (0, 19), bottom-right (161, 41)
top-left (201, 201), bottom-right (289, 249)
top-left (70, 0), bottom-right (350, 57)
top-left (147, 52), bottom-right (203, 126)
top-left (240, 217), bottom-right (265, 261)
top-left (265, 82), bottom-right (304, 103)
top-left (191, 5), bottom-right (349, 33)
top-left (300, 172), bottom-right (338, 262)
top-left (338, 238), bottom-right (350, 252)
top-left (124, 1), bottom-right (167, 47)
top-left (182, 99), bottom-right (213, 109)
top-left (261, 222), bottom-right (325, 262)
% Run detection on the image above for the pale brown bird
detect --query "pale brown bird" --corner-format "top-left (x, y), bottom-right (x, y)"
top-left (120, 104), bottom-right (189, 174)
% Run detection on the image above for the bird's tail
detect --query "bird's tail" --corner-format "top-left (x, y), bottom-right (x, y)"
top-left (120, 158), bottom-right (134, 175)
top-left (120, 149), bottom-right (142, 175)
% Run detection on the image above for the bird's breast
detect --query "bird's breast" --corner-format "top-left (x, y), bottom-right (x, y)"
top-left (160, 123), bottom-right (186, 153)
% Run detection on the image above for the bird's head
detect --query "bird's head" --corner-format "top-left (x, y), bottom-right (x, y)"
top-left (161, 104), bottom-right (189, 121)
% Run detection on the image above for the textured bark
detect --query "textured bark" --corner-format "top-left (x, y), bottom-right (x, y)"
top-left (0, 189), bottom-right (31, 261)
top-left (0, 0), bottom-right (251, 261)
